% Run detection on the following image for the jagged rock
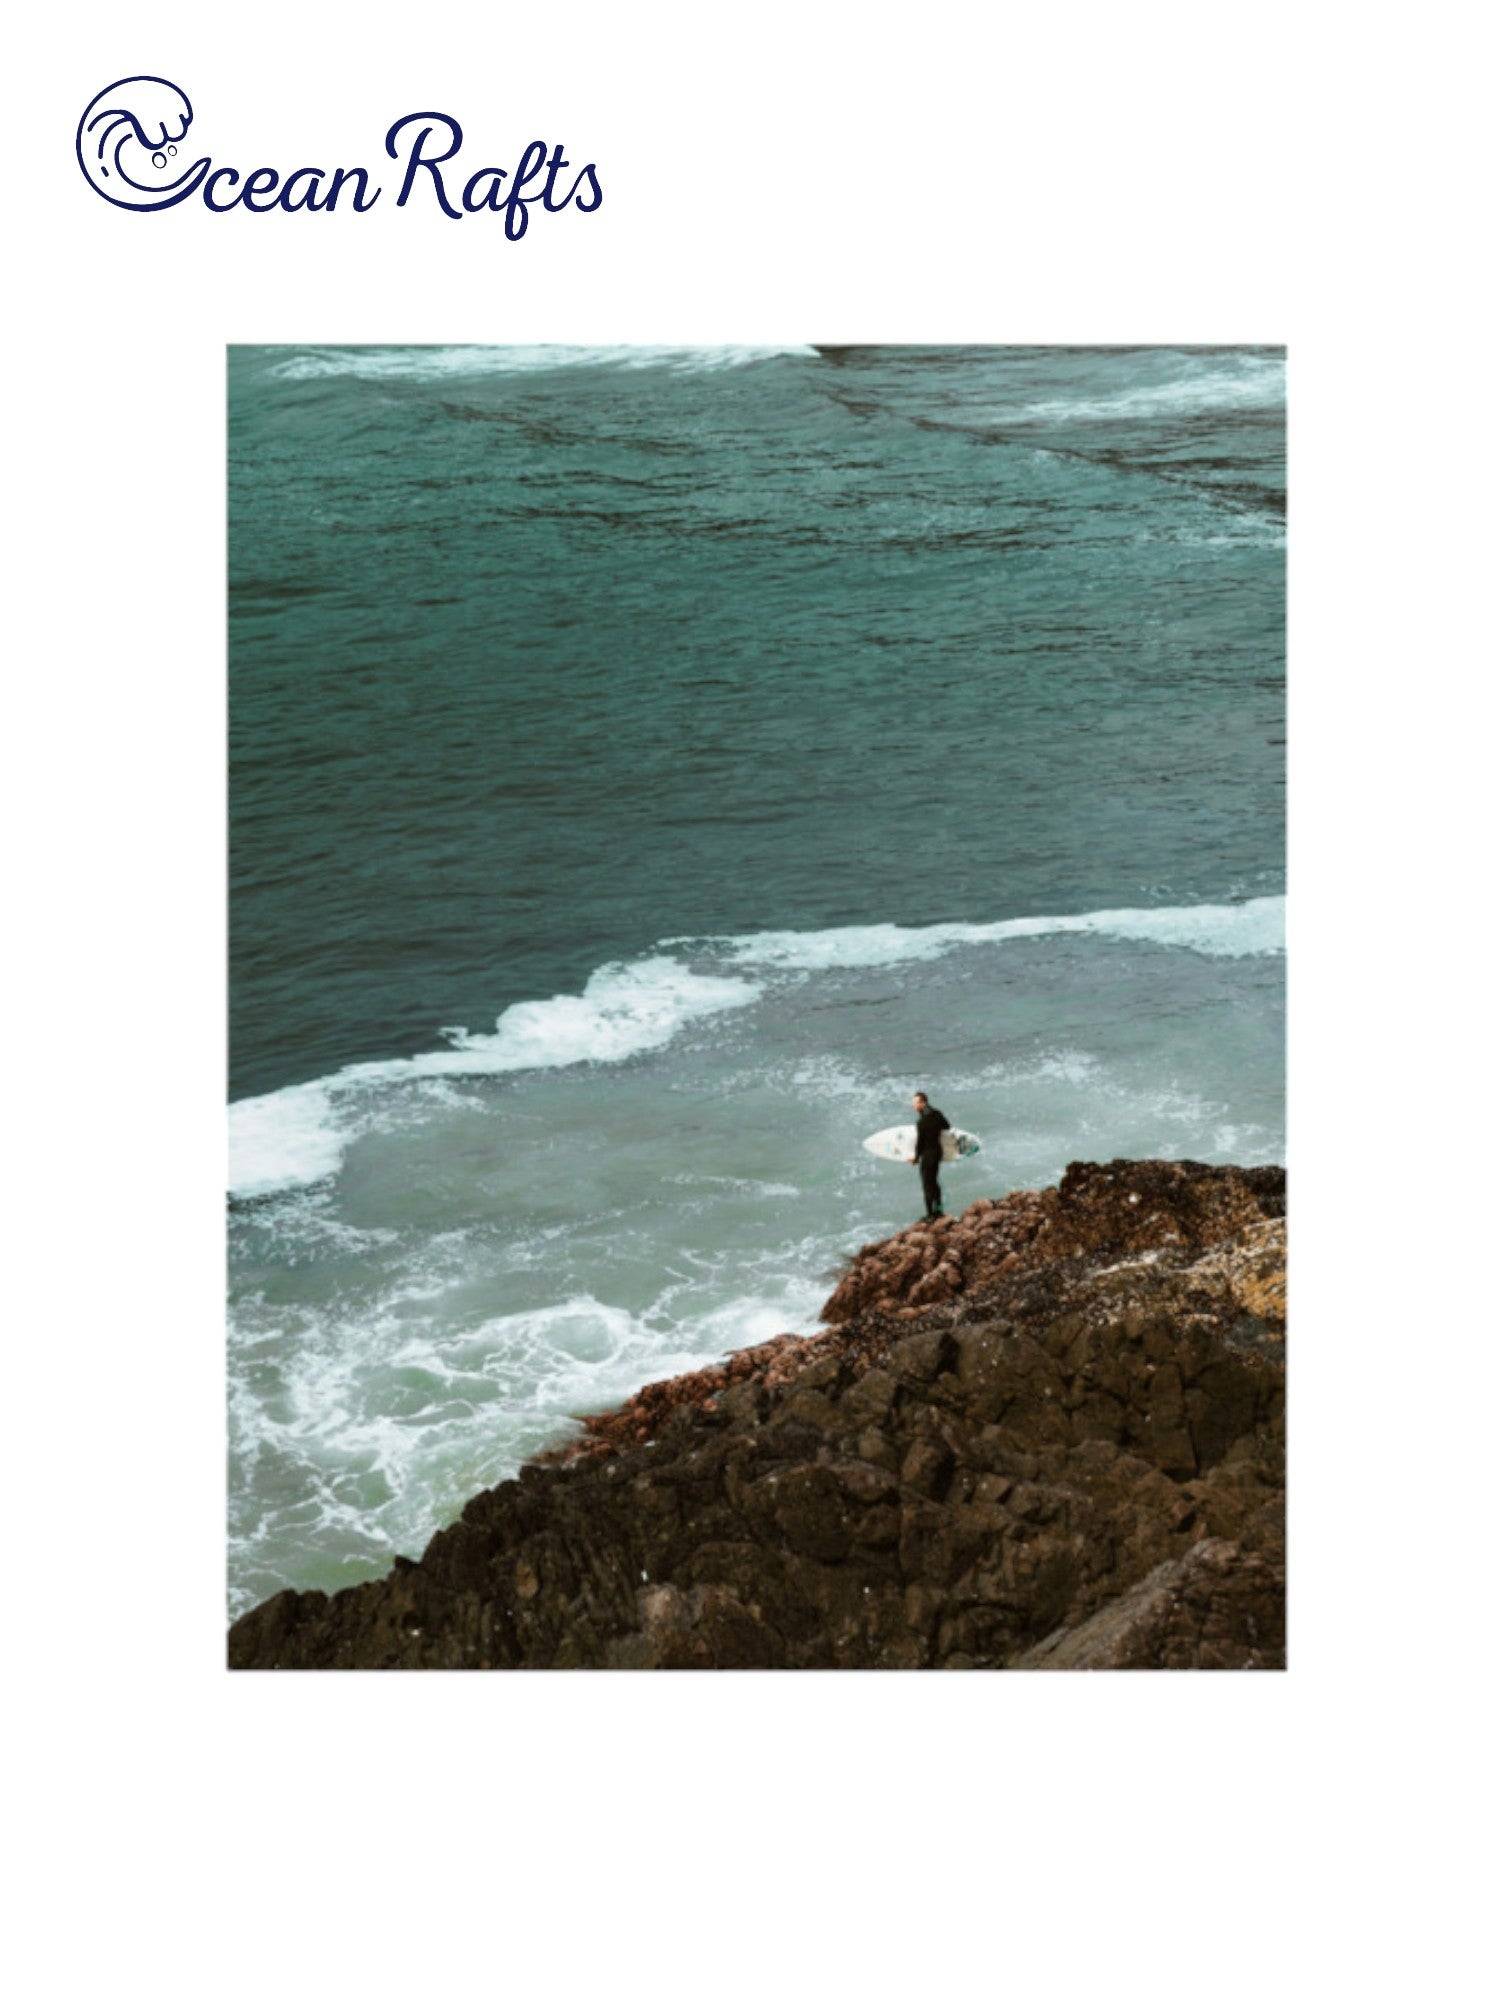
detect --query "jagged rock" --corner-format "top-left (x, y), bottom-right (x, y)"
top-left (820, 1157), bottom-right (1284, 1327)
top-left (900, 1438), bottom-right (954, 1499)
top-left (229, 1159), bottom-right (1285, 1671)
top-left (1017, 1539), bottom-right (1285, 1670)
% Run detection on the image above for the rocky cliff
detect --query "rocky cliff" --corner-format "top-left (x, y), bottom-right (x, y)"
top-left (229, 1159), bottom-right (1286, 1670)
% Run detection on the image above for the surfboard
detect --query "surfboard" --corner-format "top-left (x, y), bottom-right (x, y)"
top-left (863, 1125), bottom-right (982, 1164)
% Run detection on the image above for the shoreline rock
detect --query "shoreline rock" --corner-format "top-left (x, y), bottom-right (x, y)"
top-left (229, 1158), bottom-right (1286, 1670)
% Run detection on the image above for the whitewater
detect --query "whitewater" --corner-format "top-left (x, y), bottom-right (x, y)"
top-left (231, 896), bottom-right (1282, 1200)
top-left (228, 892), bottom-right (1284, 1617)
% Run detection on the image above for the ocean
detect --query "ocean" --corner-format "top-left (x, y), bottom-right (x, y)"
top-left (228, 343), bottom-right (1285, 1618)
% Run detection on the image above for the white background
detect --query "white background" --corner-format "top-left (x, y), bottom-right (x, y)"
top-left (8, 3), bottom-right (1504, 2009)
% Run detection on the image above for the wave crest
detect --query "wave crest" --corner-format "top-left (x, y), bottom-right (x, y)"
top-left (679, 894), bottom-right (1285, 971)
top-left (1005, 355), bottom-right (1285, 425)
top-left (268, 345), bottom-right (820, 383)
top-left (229, 897), bottom-right (1283, 1199)
top-left (229, 957), bottom-right (759, 1198)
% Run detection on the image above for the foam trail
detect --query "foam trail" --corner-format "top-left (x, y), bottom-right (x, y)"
top-left (420, 958), bottom-right (759, 1072)
top-left (227, 1271), bottom-right (827, 1614)
top-left (681, 894), bottom-right (1285, 971)
top-left (230, 1082), bottom-right (346, 1199)
top-left (269, 345), bottom-right (820, 383)
top-left (228, 899), bottom-right (1282, 1199)
top-left (999, 356), bottom-right (1285, 425)
top-left (229, 957), bottom-right (760, 1199)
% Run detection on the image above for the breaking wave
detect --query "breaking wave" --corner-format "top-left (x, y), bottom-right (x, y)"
top-left (229, 957), bottom-right (759, 1198)
top-left (677, 894), bottom-right (1285, 971)
top-left (267, 344), bottom-right (820, 383)
top-left (229, 896), bottom-right (1283, 1199)
top-left (999, 354), bottom-right (1285, 425)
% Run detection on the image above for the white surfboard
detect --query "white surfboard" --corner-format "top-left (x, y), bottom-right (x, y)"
top-left (864, 1124), bottom-right (982, 1164)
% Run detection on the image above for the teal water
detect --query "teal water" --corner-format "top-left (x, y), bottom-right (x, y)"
top-left (228, 344), bottom-right (1285, 1617)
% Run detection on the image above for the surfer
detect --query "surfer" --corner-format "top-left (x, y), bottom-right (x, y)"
top-left (910, 1091), bottom-right (950, 1220)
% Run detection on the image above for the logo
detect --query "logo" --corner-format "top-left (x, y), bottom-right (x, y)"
top-left (75, 77), bottom-right (602, 235)
top-left (76, 77), bottom-right (209, 211)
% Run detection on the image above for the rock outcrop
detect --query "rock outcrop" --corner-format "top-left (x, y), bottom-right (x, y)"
top-left (229, 1159), bottom-right (1285, 1671)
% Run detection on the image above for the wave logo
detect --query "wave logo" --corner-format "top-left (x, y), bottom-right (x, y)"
top-left (76, 76), bottom-right (209, 210)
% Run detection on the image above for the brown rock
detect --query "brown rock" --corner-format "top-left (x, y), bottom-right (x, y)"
top-left (899, 1439), bottom-right (954, 1500)
top-left (1018, 1539), bottom-right (1284, 1670)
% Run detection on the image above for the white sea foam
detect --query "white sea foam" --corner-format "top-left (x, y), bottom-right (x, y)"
top-left (423, 958), bottom-right (760, 1072)
top-left (999, 356), bottom-right (1285, 425)
top-left (1088, 898), bottom-right (1285, 957)
top-left (228, 957), bottom-right (761, 1198)
top-left (229, 901), bottom-right (1282, 1197)
top-left (682, 895), bottom-right (1285, 972)
top-left (229, 1082), bottom-right (346, 1200)
top-left (1135, 514), bottom-right (1286, 552)
top-left (227, 1264), bottom-right (828, 1614)
top-left (670, 1173), bottom-right (803, 1198)
top-left (269, 344), bottom-right (819, 383)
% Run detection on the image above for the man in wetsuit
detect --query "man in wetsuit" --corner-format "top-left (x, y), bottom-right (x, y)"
top-left (910, 1090), bottom-right (951, 1221)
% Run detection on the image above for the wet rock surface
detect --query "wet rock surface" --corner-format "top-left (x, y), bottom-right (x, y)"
top-left (229, 1159), bottom-right (1285, 1671)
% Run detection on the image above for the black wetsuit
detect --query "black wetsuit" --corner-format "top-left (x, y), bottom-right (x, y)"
top-left (914, 1104), bottom-right (950, 1218)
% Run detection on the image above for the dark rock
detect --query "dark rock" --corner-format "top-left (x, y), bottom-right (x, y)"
top-left (840, 1370), bottom-right (901, 1427)
top-left (899, 1438), bottom-right (954, 1500)
top-left (768, 1465), bottom-right (852, 1562)
top-left (828, 1461), bottom-right (900, 1505)
top-left (854, 1427), bottom-right (898, 1470)
top-left (1018, 1539), bottom-right (1285, 1670)
top-left (893, 1328), bottom-right (957, 1382)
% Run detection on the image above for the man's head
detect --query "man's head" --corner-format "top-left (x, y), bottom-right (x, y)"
top-left (913, 1091), bottom-right (929, 1113)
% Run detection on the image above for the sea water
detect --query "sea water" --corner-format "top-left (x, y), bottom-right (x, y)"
top-left (228, 344), bottom-right (1285, 1616)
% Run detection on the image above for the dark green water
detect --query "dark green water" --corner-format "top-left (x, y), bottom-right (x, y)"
top-left (227, 345), bottom-right (1284, 1616)
top-left (230, 344), bottom-right (1283, 1103)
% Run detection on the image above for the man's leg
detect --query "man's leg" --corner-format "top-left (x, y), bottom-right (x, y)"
top-left (922, 1155), bottom-right (943, 1218)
